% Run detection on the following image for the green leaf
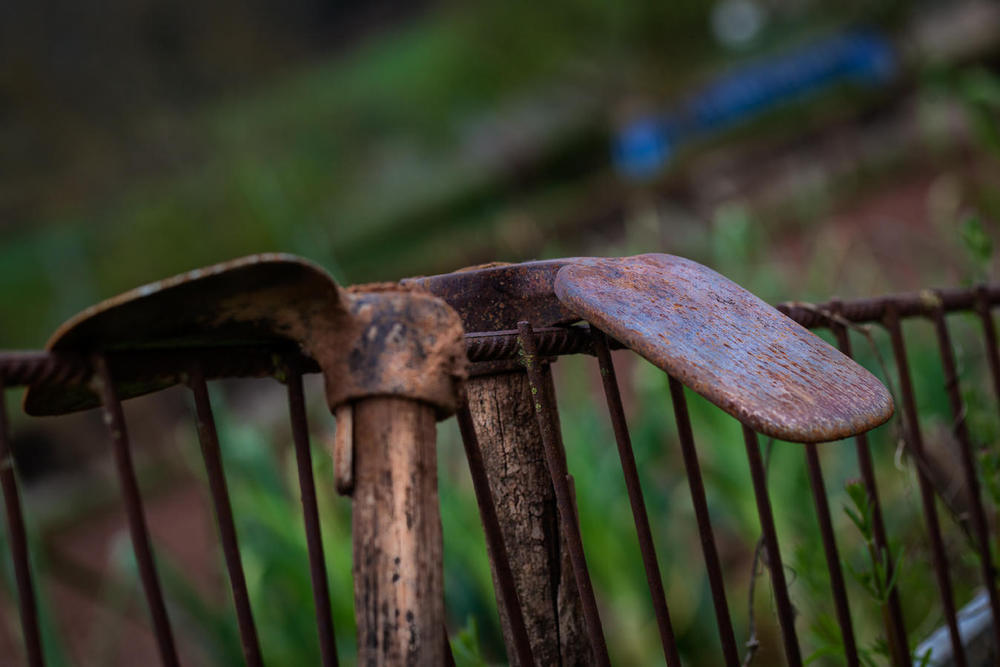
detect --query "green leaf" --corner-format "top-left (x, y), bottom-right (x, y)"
top-left (962, 215), bottom-right (993, 266)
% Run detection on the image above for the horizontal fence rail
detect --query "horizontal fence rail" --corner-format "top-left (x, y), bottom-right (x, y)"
top-left (1, 283), bottom-right (999, 665)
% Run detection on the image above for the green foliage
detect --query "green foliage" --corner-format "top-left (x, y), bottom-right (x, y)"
top-left (0, 534), bottom-right (72, 667)
top-left (960, 215), bottom-right (994, 283)
top-left (842, 480), bottom-right (903, 606)
top-left (955, 67), bottom-right (1000, 159)
top-left (450, 617), bottom-right (488, 667)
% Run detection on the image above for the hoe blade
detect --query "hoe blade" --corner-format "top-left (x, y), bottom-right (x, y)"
top-left (555, 254), bottom-right (893, 443)
top-left (25, 254), bottom-right (347, 415)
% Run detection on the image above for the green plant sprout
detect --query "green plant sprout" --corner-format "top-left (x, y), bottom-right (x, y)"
top-left (843, 479), bottom-right (903, 606)
top-left (841, 479), bottom-right (912, 666)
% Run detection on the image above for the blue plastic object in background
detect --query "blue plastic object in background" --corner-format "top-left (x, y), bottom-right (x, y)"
top-left (613, 29), bottom-right (897, 181)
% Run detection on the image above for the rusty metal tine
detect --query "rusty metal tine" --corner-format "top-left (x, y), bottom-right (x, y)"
top-left (930, 304), bottom-right (1000, 649)
top-left (517, 321), bottom-right (611, 667)
top-left (975, 286), bottom-right (1000, 417)
top-left (667, 377), bottom-right (741, 665)
top-left (591, 329), bottom-right (681, 667)
top-left (285, 368), bottom-right (339, 667)
top-left (742, 425), bottom-right (802, 667)
top-left (803, 443), bottom-right (859, 666)
top-left (455, 402), bottom-right (536, 667)
top-left (829, 316), bottom-right (908, 666)
top-left (0, 380), bottom-right (45, 667)
top-left (883, 308), bottom-right (967, 667)
top-left (188, 367), bottom-right (263, 667)
top-left (93, 354), bottom-right (180, 667)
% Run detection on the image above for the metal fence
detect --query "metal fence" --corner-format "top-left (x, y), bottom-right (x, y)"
top-left (0, 254), bottom-right (997, 665)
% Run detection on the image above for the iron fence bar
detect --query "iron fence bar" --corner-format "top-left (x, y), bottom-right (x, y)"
top-left (285, 368), bottom-right (339, 667)
top-left (454, 402), bottom-right (536, 667)
top-left (974, 287), bottom-right (1000, 419)
top-left (742, 424), bottom-right (802, 667)
top-left (188, 367), bottom-right (264, 667)
top-left (929, 304), bottom-right (1000, 649)
top-left (4, 280), bottom-right (1000, 389)
top-left (777, 283), bottom-right (1000, 328)
top-left (0, 379), bottom-right (45, 667)
top-left (93, 354), bottom-right (180, 667)
top-left (883, 309), bottom-right (967, 667)
top-left (803, 443), bottom-right (859, 666)
top-left (517, 321), bottom-right (611, 667)
top-left (829, 314), bottom-right (909, 666)
top-left (667, 376), bottom-right (741, 666)
top-left (591, 329), bottom-right (682, 667)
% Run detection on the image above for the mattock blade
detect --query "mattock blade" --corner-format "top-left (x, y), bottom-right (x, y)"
top-left (25, 254), bottom-right (348, 415)
top-left (554, 254), bottom-right (893, 443)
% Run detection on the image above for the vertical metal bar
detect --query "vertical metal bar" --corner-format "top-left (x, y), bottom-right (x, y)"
top-left (591, 330), bottom-right (682, 667)
top-left (930, 304), bottom-right (1000, 650)
top-left (455, 402), bottom-right (536, 667)
top-left (188, 367), bottom-right (263, 667)
top-left (285, 368), bottom-right (339, 667)
top-left (0, 379), bottom-right (45, 667)
top-left (517, 321), bottom-right (611, 667)
top-left (883, 308), bottom-right (966, 667)
top-left (975, 286), bottom-right (1000, 417)
top-left (803, 443), bottom-right (859, 666)
top-left (93, 354), bottom-right (180, 667)
top-left (667, 377), bottom-right (741, 666)
top-left (742, 424), bottom-right (802, 667)
top-left (830, 316), bottom-right (908, 666)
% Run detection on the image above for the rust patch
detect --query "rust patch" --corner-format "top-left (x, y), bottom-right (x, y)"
top-left (321, 287), bottom-right (467, 418)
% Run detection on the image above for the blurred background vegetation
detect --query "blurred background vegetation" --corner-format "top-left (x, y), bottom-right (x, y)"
top-left (3, 0), bottom-right (1000, 664)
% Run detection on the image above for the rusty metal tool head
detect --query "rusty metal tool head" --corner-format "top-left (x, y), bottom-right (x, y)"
top-left (25, 254), bottom-right (467, 419)
top-left (411, 253), bottom-right (893, 443)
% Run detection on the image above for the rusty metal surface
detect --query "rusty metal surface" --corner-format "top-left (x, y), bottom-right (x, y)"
top-left (404, 259), bottom-right (578, 331)
top-left (24, 345), bottom-right (317, 416)
top-left (776, 283), bottom-right (1000, 327)
top-left (0, 381), bottom-right (45, 667)
top-left (829, 319), bottom-right (909, 663)
top-left (554, 254), bottom-right (893, 443)
top-left (517, 321), bottom-right (611, 666)
top-left (328, 286), bottom-right (467, 417)
top-left (591, 332), bottom-right (681, 667)
top-left (25, 254), bottom-right (467, 418)
top-left (44, 254), bottom-right (347, 351)
top-left (26, 254), bottom-right (343, 413)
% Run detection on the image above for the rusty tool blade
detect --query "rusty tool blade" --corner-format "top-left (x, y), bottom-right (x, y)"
top-left (554, 254), bottom-right (893, 443)
top-left (403, 260), bottom-right (579, 332)
top-left (25, 254), bottom-right (349, 415)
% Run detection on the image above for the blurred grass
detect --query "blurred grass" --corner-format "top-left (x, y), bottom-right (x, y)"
top-left (0, 1), bottom-right (906, 348)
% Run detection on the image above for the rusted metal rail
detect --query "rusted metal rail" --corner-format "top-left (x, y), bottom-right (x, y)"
top-left (0, 257), bottom-right (997, 665)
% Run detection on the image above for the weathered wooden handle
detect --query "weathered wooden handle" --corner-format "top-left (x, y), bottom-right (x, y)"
top-left (333, 403), bottom-right (354, 496)
top-left (352, 396), bottom-right (444, 666)
top-left (465, 366), bottom-right (590, 666)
